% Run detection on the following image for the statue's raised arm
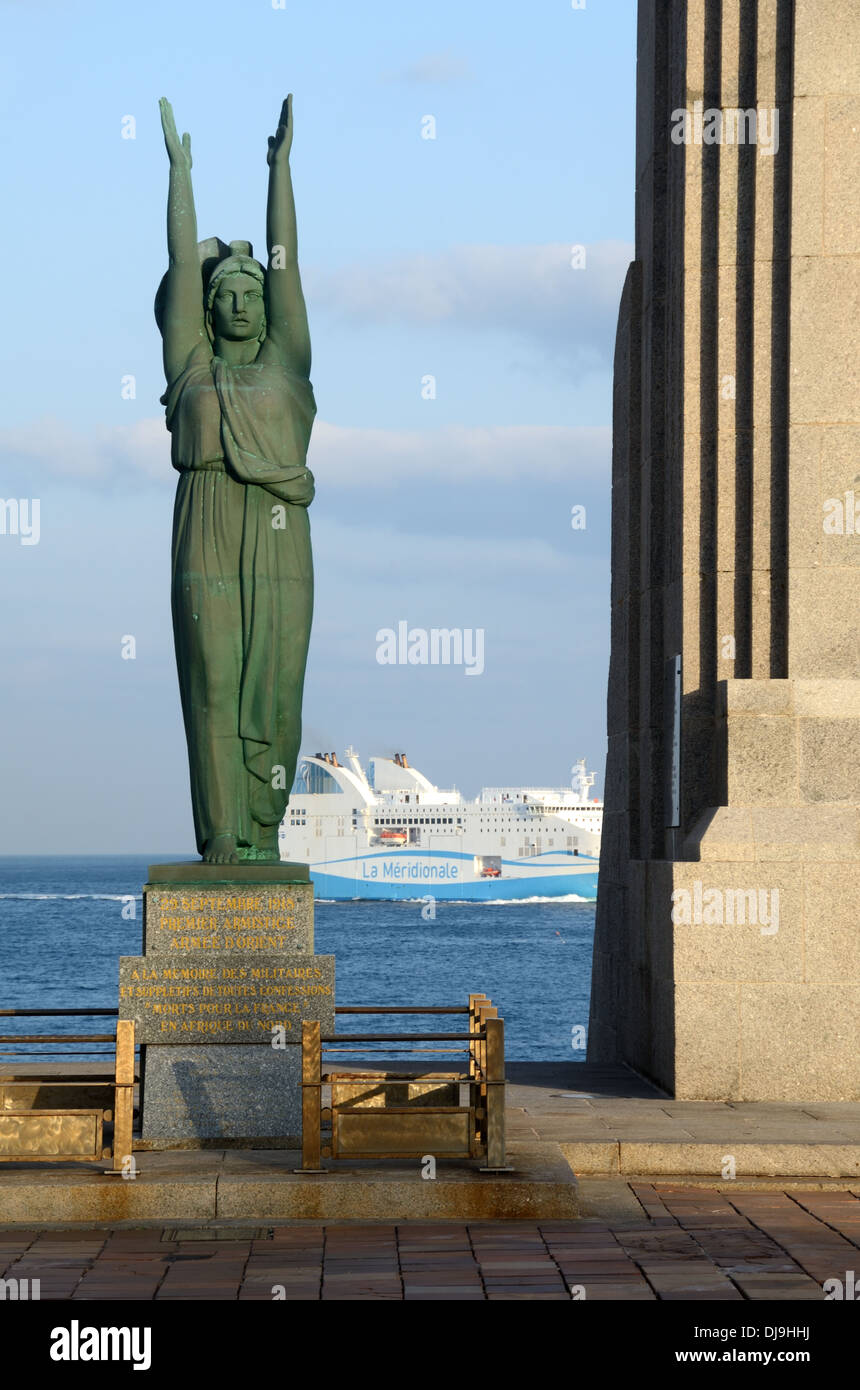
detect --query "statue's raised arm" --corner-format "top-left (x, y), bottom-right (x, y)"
top-left (158, 98), bottom-right (206, 382)
top-left (262, 95), bottom-right (312, 378)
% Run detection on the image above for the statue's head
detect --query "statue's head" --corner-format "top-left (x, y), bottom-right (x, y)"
top-left (205, 254), bottom-right (267, 347)
top-left (155, 238), bottom-right (267, 348)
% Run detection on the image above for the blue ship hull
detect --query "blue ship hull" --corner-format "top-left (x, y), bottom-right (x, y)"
top-left (309, 858), bottom-right (599, 902)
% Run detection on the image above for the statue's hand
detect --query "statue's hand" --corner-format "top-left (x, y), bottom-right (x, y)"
top-left (267, 94), bottom-right (293, 166)
top-left (159, 97), bottom-right (192, 171)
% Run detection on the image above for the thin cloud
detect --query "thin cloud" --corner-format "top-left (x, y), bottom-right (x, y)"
top-left (306, 241), bottom-right (633, 366)
top-left (315, 516), bottom-right (573, 582)
top-left (0, 416), bottom-right (167, 486)
top-left (0, 418), bottom-right (610, 489)
top-left (310, 421), bottom-right (610, 486)
top-left (381, 49), bottom-right (473, 85)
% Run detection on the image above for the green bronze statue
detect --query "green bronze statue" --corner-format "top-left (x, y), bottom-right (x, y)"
top-left (156, 96), bottom-right (315, 864)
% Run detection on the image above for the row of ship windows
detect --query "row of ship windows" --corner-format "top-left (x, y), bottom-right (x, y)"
top-left (286, 821), bottom-right (580, 844)
top-left (288, 818), bottom-right (591, 829)
top-left (290, 815), bottom-right (588, 822)
top-left (287, 807), bottom-right (596, 824)
top-left (289, 810), bottom-right (460, 825)
top-left (289, 806), bottom-right (597, 817)
top-left (284, 827), bottom-right (581, 847)
top-left (373, 817), bottom-right (457, 826)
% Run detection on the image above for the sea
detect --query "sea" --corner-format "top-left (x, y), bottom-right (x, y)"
top-left (0, 856), bottom-right (595, 1063)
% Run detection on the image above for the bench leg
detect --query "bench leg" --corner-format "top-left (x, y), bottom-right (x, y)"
top-left (482, 1016), bottom-right (510, 1172)
top-left (112, 1020), bottom-right (135, 1174)
top-left (300, 1020), bottom-right (324, 1172)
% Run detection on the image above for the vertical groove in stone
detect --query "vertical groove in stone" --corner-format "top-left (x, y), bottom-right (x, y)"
top-left (750, 0), bottom-right (778, 680)
top-left (679, 0), bottom-right (705, 841)
top-left (770, 0), bottom-right (793, 675)
top-left (642, 6), bottom-right (661, 858)
top-left (733, 0), bottom-right (758, 676)
top-left (716, 0), bottom-right (740, 696)
top-left (663, 0), bottom-right (688, 862)
top-left (647, 0), bottom-right (669, 857)
top-left (634, 2), bottom-right (664, 859)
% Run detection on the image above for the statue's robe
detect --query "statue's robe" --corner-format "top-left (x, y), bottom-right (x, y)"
top-left (163, 343), bottom-right (315, 853)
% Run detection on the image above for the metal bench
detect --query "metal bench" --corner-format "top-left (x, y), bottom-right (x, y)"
top-left (300, 994), bottom-right (508, 1172)
top-left (0, 1009), bottom-right (135, 1170)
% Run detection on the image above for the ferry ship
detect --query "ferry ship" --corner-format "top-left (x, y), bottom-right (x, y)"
top-left (278, 748), bottom-right (602, 901)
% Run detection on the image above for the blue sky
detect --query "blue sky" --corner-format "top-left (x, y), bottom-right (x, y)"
top-left (0, 0), bottom-right (636, 852)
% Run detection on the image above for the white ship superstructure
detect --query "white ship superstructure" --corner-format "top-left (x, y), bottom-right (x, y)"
top-left (278, 748), bottom-right (601, 900)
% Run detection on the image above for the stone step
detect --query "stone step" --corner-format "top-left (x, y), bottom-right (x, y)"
top-left (0, 1142), bottom-right (578, 1224)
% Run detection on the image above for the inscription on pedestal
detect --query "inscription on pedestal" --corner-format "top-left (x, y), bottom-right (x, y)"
top-left (119, 954), bottom-right (334, 1043)
top-left (143, 881), bottom-right (313, 955)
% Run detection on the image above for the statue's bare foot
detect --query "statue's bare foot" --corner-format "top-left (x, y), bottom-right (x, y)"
top-left (237, 844), bottom-right (279, 862)
top-left (235, 825), bottom-right (279, 862)
top-left (203, 833), bottom-right (238, 864)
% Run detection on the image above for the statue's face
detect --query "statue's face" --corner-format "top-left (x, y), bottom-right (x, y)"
top-left (210, 272), bottom-right (265, 342)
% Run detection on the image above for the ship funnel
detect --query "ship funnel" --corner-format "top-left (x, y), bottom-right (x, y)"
top-left (330, 752), bottom-right (339, 766)
top-left (394, 753), bottom-right (402, 767)
top-left (401, 752), bottom-right (409, 767)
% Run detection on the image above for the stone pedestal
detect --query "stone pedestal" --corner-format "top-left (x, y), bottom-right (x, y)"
top-left (119, 863), bottom-right (334, 1143)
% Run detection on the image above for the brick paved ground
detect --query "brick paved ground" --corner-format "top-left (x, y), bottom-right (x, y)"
top-left (1, 1187), bottom-right (857, 1300)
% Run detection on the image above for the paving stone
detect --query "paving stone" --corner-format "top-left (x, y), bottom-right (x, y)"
top-left (577, 1283), bottom-right (657, 1300)
top-left (5, 1181), bottom-right (860, 1301)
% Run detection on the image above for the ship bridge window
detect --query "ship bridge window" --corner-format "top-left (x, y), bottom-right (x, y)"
top-left (291, 763), bottom-right (343, 796)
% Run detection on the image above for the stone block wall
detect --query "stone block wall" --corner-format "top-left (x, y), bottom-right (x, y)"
top-left (588, 0), bottom-right (860, 1099)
